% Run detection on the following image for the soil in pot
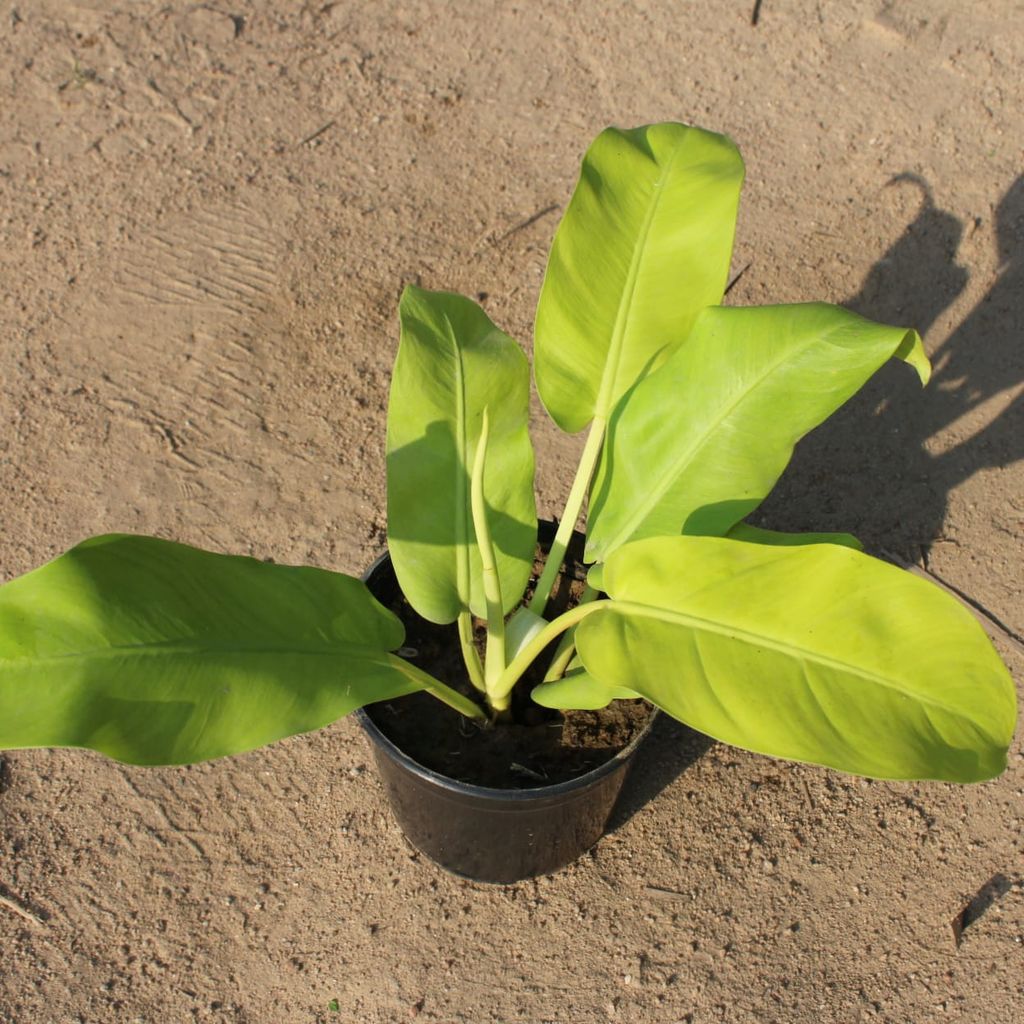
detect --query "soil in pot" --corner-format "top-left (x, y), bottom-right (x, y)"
top-left (363, 523), bottom-right (654, 790)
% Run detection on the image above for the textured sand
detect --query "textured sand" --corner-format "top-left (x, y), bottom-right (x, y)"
top-left (1, 2), bottom-right (1021, 1021)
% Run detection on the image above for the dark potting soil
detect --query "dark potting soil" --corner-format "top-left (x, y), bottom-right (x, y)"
top-left (363, 527), bottom-right (653, 790)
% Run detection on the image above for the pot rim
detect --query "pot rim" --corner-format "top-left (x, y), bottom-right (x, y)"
top-left (354, 702), bottom-right (656, 802)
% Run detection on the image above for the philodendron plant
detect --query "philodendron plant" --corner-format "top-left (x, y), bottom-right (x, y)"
top-left (0, 122), bottom-right (1016, 784)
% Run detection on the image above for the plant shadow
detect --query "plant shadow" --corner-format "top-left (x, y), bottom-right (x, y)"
top-left (606, 713), bottom-right (715, 832)
top-left (755, 172), bottom-right (1024, 572)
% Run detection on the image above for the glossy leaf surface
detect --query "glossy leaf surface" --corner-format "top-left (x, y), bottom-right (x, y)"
top-left (587, 303), bottom-right (930, 561)
top-left (726, 522), bottom-right (863, 551)
top-left (576, 536), bottom-right (1015, 781)
top-left (387, 286), bottom-right (536, 623)
top-left (0, 536), bottom-right (424, 765)
top-left (505, 606), bottom-right (549, 660)
top-left (531, 656), bottom-right (640, 710)
top-left (535, 122), bottom-right (744, 433)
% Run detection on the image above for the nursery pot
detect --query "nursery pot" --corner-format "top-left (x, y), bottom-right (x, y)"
top-left (356, 523), bottom-right (654, 884)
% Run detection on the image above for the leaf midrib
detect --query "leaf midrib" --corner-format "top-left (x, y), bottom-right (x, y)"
top-left (443, 312), bottom-right (472, 609)
top-left (600, 317), bottom-right (878, 553)
top-left (1, 639), bottom-right (391, 664)
top-left (593, 136), bottom-right (683, 420)
top-left (597, 598), bottom-right (979, 722)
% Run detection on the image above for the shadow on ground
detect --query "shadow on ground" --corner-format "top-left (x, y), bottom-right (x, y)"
top-left (608, 714), bottom-right (715, 832)
top-left (757, 173), bottom-right (1024, 564)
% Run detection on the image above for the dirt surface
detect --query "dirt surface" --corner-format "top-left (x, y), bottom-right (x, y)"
top-left (366, 685), bottom-right (652, 789)
top-left (1, 1), bottom-right (1022, 1021)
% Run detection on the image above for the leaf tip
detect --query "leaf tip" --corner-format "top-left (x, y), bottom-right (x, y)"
top-left (896, 328), bottom-right (931, 386)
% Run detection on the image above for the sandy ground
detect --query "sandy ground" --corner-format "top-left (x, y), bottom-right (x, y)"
top-left (1, 1), bottom-right (1022, 1021)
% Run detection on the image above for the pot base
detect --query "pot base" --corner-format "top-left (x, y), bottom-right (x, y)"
top-left (357, 705), bottom-right (654, 884)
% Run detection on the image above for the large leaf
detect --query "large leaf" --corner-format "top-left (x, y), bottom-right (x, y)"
top-left (534, 122), bottom-right (744, 434)
top-left (0, 535), bottom-right (426, 765)
top-left (576, 536), bottom-right (1016, 782)
top-left (586, 303), bottom-right (930, 562)
top-left (387, 286), bottom-right (536, 623)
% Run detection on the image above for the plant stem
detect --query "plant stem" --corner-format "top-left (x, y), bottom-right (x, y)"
top-left (496, 593), bottom-right (739, 704)
top-left (491, 602), bottom-right (604, 702)
top-left (457, 611), bottom-right (487, 692)
top-left (542, 631), bottom-right (577, 683)
top-left (390, 654), bottom-right (487, 722)
top-left (424, 680), bottom-right (488, 721)
top-left (542, 584), bottom-right (598, 681)
top-left (453, 335), bottom-right (473, 670)
top-left (471, 409), bottom-right (508, 711)
top-left (528, 415), bottom-right (606, 617)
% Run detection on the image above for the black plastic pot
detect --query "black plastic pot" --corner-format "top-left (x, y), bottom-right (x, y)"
top-left (356, 524), bottom-right (654, 884)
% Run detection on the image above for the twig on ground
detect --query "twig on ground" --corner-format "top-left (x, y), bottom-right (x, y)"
top-left (0, 889), bottom-right (45, 928)
top-left (644, 884), bottom-right (687, 900)
top-left (476, 204), bottom-right (560, 251)
top-left (496, 204), bottom-right (560, 244)
top-left (298, 120), bottom-right (337, 147)
top-left (724, 261), bottom-right (752, 296)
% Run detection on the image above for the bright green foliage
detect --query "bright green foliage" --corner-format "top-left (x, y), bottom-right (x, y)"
top-left (0, 121), bottom-right (1015, 786)
top-left (505, 606), bottom-right (549, 660)
top-left (532, 656), bottom-right (640, 710)
top-left (387, 286), bottom-right (536, 623)
top-left (534, 123), bottom-right (744, 434)
top-left (725, 523), bottom-right (864, 551)
top-left (576, 536), bottom-right (1016, 782)
top-left (0, 536), bottom-right (423, 765)
top-left (586, 303), bottom-right (930, 562)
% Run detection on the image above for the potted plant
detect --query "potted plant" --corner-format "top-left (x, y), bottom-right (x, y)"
top-left (0, 123), bottom-right (1016, 884)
